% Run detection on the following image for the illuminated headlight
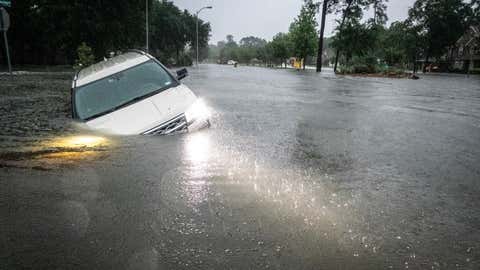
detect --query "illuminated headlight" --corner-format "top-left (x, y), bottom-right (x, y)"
top-left (185, 98), bottom-right (210, 124)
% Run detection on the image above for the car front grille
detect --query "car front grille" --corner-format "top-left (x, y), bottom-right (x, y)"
top-left (143, 114), bottom-right (188, 135)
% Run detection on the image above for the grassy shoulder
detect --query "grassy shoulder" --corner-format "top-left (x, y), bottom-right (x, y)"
top-left (337, 65), bottom-right (411, 78)
top-left (335, 56), bottom-right (412, 78)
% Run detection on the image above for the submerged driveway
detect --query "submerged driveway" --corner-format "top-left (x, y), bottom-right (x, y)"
top-left (1, 65), bottom-right (480, 269)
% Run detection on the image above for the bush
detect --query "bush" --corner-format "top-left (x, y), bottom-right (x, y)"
top-left (353, 64), bottom-right (374, 73)
top-left (339, 64), bottom-right (375, 74)
top-left (177, 54), bottom-right (193, 66)
top-left (339, 55), bottom-right (379, 74)
top-left (75, 42), bottom-right (95, 69)
top-left (383, 66), bottom-right (406, 76)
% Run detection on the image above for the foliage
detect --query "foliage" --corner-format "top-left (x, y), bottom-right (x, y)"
top-left (7, 0), bottom-right (211, 65)
top-left (74, 42), bottom-right (95, 69)
top-left (472, 0), bottom-right (480, 24)
top-left (239, 36), bottom-right (267, 48)
top-left (270, 33), bottom-right (292, 67)
top-left (331, 20), bottom-right (376, 64)
top-left (214, 35), bottom-right (276, 66)
top-left (369, 0), bottom-right (388, 25)
top-left (379, 21), bottom-right (420, 66)
top-left (218, 35), bottom-right (239, 62)
top-left (139, 0), bottom-right (211, 66)
top-left (408, 0), bottom-right (471, 61)
top-left (328, 0), bottom-right (477, 73)
top-left (289, 0), bottom-right (319, 68)
top-left (205, 0), bottom-right (477, 74)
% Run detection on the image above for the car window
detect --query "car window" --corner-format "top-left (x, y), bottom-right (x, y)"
top-left (74, 60), bottom-right (177, 120)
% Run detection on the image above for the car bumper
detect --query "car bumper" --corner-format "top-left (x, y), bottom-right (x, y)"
top-left (142, 114), bottom-right (209, 136)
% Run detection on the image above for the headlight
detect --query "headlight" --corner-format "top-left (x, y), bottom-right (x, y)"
top-left (185, 98), bottom-right (210, 123)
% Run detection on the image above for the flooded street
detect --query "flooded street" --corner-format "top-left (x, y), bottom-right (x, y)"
top-left (1, 65), bottom-right (480, 269)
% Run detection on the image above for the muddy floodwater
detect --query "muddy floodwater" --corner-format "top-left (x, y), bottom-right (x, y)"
top-left (1, 66), bottom-right (480, 269)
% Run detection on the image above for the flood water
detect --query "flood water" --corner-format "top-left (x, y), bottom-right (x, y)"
top-left (1, 65), bottom-right (480, 269)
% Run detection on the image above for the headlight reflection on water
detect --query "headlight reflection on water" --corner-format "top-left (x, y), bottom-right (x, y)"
top-left (180, 132), bottom-right (375, 257)
top-left (33, 135), bottom-right (110, 164)
top-left (49, 135), bottom-right (108, 149)
top-left (180, 132), bottom-right (214, 209)
top-left (184, 132), bottom-right (211, 164)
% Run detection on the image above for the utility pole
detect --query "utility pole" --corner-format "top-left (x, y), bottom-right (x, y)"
top-left (316, 0), bottom-right (329, 72)
top-left (146, 0), bottom-right (149, 53)
top-left (0, 6), bottom-right (11, 75)
top-left (196, 6), bottom-right (212, 66)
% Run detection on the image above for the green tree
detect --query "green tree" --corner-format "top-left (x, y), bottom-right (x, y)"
top-left (239, 36), bottom-right (267, 64)
top-left (370, 0), bottom-right (388, 25)
top-left (408, 0), bottom-right (470, 70)
top-left (472, 0), bottom-right (480, 24)
top-left (290, 0), bottom-right (319, 69)
top-left (8, 0), bottom-right (211, 66)
top-left (75, 42), bottom-right (95, 69)
top-left (271, 33), bottom-right (292, 68)
top-left (316, 0), bottom-right (342, 72)
top-left (239, 36), bottom-right (267, 48)
top-left (379, 21), bottom-right (420, 69)
top-left (220, 35), bottom-right (239, 62)
top-left (332, 0), bottom-right (373, 72)
top-left (331, 20), bottom-right (376, 64)
top-left (149, 1), bottom-right (211, 65)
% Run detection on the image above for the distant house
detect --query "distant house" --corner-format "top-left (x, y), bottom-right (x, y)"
top-left (451, 25), bottom-right (480, 73)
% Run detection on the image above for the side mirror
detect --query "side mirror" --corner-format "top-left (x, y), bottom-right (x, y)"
top-left (176, 68), bottom-right (188, 81)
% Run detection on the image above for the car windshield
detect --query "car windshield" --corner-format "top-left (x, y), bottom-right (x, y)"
top-left (74, 60), bottom-right (177, 120)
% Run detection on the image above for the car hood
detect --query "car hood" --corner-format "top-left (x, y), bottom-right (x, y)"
top-left (84, 84), bottom-right (197, 135)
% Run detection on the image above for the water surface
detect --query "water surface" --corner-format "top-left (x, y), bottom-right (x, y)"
top-left (1, 66), bottom-right (480, 269)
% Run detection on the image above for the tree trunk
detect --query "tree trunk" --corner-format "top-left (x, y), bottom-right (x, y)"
top-left (334, 0), bottom-right (354, 73)
top-left (334, 49), bottom-right (340, 72)
top-left (413, 51), bottom-right (417, 74)
top-left (316, 0), bottom-right (329, 72)
top-left (176, 47), bottom-right (180, 64)
top-left (423, 54), bottom-right (430, 73)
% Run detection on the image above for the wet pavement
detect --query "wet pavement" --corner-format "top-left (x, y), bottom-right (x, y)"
top-left (1, 65), bottom-right (480, 269)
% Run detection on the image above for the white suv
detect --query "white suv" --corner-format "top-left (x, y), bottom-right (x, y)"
top-left (71, 50), bottom-right (210, 135)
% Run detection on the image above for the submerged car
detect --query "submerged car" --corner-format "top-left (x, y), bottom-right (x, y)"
top-left (71, 50), bottom-right (210, 135)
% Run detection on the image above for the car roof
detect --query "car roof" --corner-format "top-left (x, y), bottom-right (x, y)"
top-left (75, 51), bottom-right (150, 87)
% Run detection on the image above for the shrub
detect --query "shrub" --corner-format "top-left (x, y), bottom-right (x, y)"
top-left (75, 42), bottom-right (95, 69)
top-left (177, 54), bottom-right (193, 66)
top-left (353, 64), bottom-right (374, 73)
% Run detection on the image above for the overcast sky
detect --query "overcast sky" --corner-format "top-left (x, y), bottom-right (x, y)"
top-left (172, 0), bottom-right (416, 44)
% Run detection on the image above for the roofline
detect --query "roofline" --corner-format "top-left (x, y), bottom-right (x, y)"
top-left (73, 50), bottom-right (149, 84)
top-left (74, 51), bottom-right (151, 87)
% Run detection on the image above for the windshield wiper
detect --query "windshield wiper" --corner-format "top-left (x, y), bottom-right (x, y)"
top-left (82, 83), bottom-right (178, 121)
top-left (83, 95), bottom-right (148, 121)
top-left (112, 95), bottom-right (147, 111)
